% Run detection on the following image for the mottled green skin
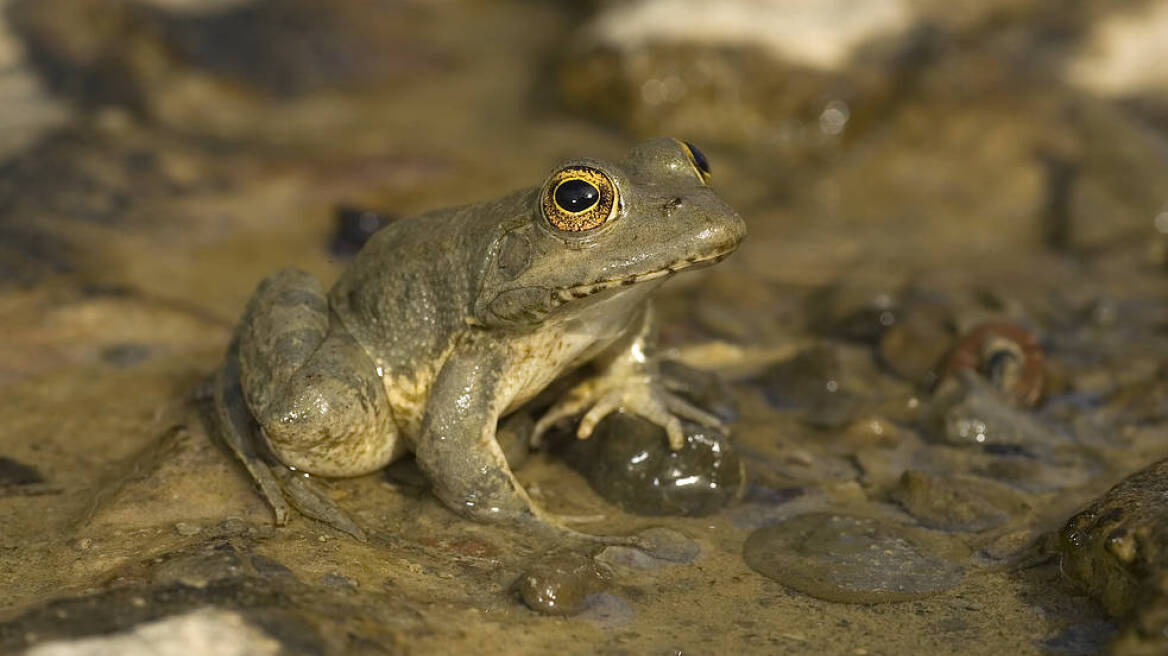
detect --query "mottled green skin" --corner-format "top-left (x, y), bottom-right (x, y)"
top-left (214, 138), bottom-right (745, 533)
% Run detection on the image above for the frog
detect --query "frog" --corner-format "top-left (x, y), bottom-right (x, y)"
top-left (211, 138), bottom-right (746, 540)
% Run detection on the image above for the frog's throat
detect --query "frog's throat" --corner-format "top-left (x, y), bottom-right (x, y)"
top-left (551, 247), bottom-right (733, 306)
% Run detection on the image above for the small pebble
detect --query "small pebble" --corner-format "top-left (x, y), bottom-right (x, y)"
top-left (0, 456), bottom-right (45, 486)
top-left (636, 527), bottom-right (700, 563)
top-left (174, 522), bottom-right (201, 537)
top-left (321, 573), bottom-right (357, 589)
top-left (219, 517), bottom-right (248, 536)
top-left (889, 471), bottom-right (1029, 533)
top-left (924, 374), bottom-right (1064, 449)
top-left (515, 551), bottom-right (612, 616)
top-left (249, 554), bottom-right (296, 580)
top-left (330, 206), bottom-right (393, 257)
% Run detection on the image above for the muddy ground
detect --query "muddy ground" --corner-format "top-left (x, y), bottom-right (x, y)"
top-left (0, 1), bottom-right (1166, 654)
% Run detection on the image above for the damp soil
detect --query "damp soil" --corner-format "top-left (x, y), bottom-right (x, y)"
top-left (1, 1), bottom-right (1166, 655)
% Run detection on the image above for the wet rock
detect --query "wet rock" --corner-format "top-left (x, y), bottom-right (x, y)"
top-left (0, 579), bottom-right (289, 653)
top-left (806, 284), bottom-right (900, 345)
top-left (634, 527), bottom-right (700, 563)
top-left (976, 446), bottom-right (1097, 495)
top-left (0, 3), bottom-right (70, 163)
top-left (593, 527), bottom-right (700, 573)
top-left (756, 343), bottom-right (862, 429)
top-left (101, 342), bottom-right (153, 368)
top-left (558, 413), bottom-right (743, 517)
top-left (173, 522), bottom-right (201, 536)
top-left (515, 551), bottom-right (612, 616)
top-left (924, 373), bottom-right (1066, 450)
top-left (936, 322), bottom-right (1045, 408)
top-left (78, 423), bottom-right (269, 534)
top-left (154, 0), bottom-right (434, 97)
top-left (575, 592), bottom-right (634, 630)
top-left (877, 306), bottom-right (954, 385)
top-left (10, 0), bottom-right (447, 135)
top-left (660, 359), bottom-right (739, 423)
top-left (1066, 2), bottom-right (1168, 104)
top-left (594, 545), bottom-right (664, 572)
top-left (248, 555), bottom-right (295, 581)
top-left (151, 545), bottom-right (245, 589)
top-left (889, 470), bottom-right (1031, 533)
top-left (0, 455), bottom-right (44, 486)
top-left (320, 573), bottom-right (357, 590)
top-left (558, 0), bottom-right (913, 145)
top-left (743, 513), bottom-right (964, 604)
top-left (585, 0), bottom-right (912, 71)
top-left (1060, 458), bottom-right (1168, 655)
top-left (328, 206), bottom-right (392, 258)
top-left (1038, 618), bottom-right (1118, 656)
top-left (803, 388), bottom-right (861, 430)
top-left (842, 415), bottom-right (906, 449)
top-left (25, 608), bottom-right (281, 656)
top-left (973, 526), bottom-right (1048, 567)
top-left (219, 517), bottom-right (249, 536)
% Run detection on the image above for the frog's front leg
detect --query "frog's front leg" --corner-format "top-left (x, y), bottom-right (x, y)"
top-left (415, 342), bottom-right (634, 541)
top-left (532, 304), bottom-right (723, 450)
top-left (414, 343), bottom-right (543, 525)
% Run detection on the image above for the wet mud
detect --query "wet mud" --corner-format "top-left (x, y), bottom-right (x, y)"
top-left (1, 0), bottom-right (1166, 654)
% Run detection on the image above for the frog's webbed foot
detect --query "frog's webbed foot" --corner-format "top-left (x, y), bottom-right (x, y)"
top-left (267, 455), bottom-right (366, 540)
top-left (518, 510), bottom-right (649, 548)
top-left (531, 374), bottom-right (724, 451)
top-left (212, 339), bottom-right (366, 541)
top-left (212, 364), bottom-right (292, 524)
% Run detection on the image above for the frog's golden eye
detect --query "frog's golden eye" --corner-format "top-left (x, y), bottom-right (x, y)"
top-left (679, 139), bottom-right (711, 183)
top-left (542, 166), bottom-right (618, 232)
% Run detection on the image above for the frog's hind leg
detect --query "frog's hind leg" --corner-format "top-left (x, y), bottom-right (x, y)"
top-left (213, 344), bottom-right (291, 525)
top-left (215, 269), bottom-right (396, 539)
top-left (215, 332), bottom-right (367, 540)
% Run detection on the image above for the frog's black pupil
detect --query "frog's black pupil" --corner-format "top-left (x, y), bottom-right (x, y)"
top-left (555, 179), bottom-right (600, 213)
top-left (685, 141), bottom-right (710, 174)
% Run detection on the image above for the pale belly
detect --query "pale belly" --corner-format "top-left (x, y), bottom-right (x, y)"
top-left (498, 326), bottom-right (613, 415)
top-left (497, 287), bottom-right (657, 415)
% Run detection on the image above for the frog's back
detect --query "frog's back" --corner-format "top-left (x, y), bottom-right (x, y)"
top-left (329, 205), bottom-right (481, 371)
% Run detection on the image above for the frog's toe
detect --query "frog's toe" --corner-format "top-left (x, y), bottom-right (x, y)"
top-left (255, 465), bottom-right (292, 526)
top-left (575, 390), bottom-right (624, 440)
top-left (541, 510), bottom-right (608, 524)
top-left (664, 393), bottom-right (725, 432)
top-left (270, 465), bottom-right (366, 541)
top-left (532, 396), bottom-right (592, 448)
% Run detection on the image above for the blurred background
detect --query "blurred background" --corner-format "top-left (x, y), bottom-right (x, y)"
top-left (2, 0), bottom-right (1166, 308)
top-left (1, 1), bottom-right (1167, 654)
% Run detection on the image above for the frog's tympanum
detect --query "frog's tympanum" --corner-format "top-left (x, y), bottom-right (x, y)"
top-left (213, 138), bottom-right (745, 538)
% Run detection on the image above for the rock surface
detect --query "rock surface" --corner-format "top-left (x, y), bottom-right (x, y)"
top-left (0, 0), bottom-right (1166, 654)
top-left (1060, 458), bottom-right (1168, 656)
top-left (743, 513), bottom-right (965, 603)
top-left (558, 413), bottom-right (744, 517)
top-left (26, 609), bottom-right (281, 656)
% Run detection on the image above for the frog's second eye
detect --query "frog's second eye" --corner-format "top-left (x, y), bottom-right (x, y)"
top-left (680, 140), bottom-right (711, 183)
top-left (543, 166), bottom-right (618, 232)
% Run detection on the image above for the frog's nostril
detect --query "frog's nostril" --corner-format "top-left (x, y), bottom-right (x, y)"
top-left (663, 197), bottom-right (684, 214)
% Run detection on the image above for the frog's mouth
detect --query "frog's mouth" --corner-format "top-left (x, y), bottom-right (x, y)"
top-left (550, 248), bottom-right (734, 306)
